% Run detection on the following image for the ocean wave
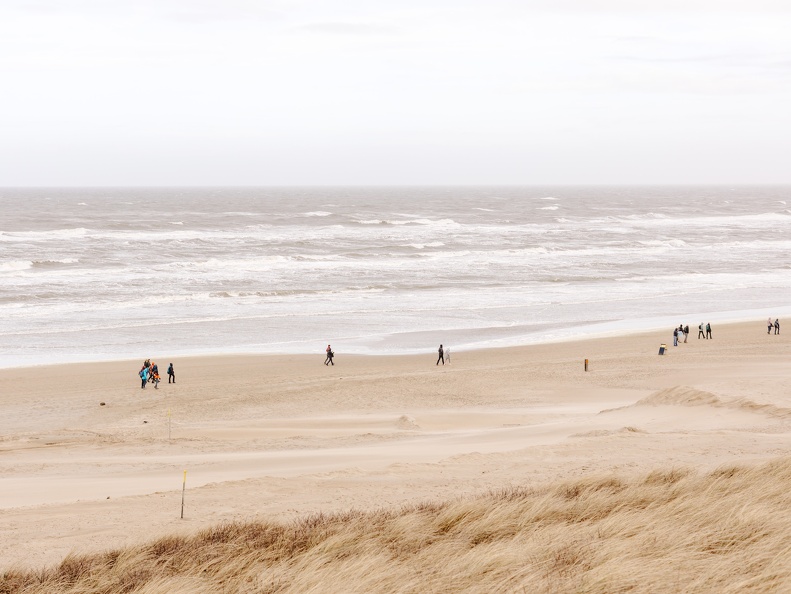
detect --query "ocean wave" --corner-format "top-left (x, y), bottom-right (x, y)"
top-left (209, 286), bottom-right (390, 299)
top-left (353, 217), bottom-right (460, 228)
top-left (0, 261), bottom-right (33, 272)
top-left (0, 228), bottom-right (90, 242)
top-left (32, 259), bottom-right (80, 268)
top-left (405, 242), bottom-right (445, 249)
top-left (303, 211), bottom-right (333, 217)
top-left (538, 206), bottom-right (559, 211)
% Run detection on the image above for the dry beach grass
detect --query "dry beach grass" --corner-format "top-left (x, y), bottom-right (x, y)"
top-left (1, 321), bottom-right (790, 592)
top-left (3, 457), bottom-right (791, 593)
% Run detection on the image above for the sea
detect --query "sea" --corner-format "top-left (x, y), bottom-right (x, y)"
top-left (1, 186), bottom-right (790, 369)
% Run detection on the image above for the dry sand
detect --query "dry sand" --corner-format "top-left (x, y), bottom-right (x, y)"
top-left (1, 321), bottom-right (789, 570)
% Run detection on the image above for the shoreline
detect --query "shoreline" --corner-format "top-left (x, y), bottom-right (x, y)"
top-left (3, 307), bottom-right (789, 371)
top-left (1, 319), bottom-right (789, 569)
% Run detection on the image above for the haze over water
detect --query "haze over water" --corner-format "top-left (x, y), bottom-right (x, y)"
top-left (1, 186), bottom-right (790, 368)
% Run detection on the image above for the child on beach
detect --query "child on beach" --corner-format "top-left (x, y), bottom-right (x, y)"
top-left (149, 362), bottom-right (160, 389)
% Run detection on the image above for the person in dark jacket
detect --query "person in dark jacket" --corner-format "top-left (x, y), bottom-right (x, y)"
top-left (437, 344), bottom-right (445, 365)
top-left (167, 363), bottom-right (175, 383)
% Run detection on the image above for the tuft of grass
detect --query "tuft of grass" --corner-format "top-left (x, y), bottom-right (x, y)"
top-left (4, 457), bottom-right (791, 593)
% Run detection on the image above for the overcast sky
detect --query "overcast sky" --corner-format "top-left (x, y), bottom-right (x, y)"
top-left (2, 0), bottom-right (790, 185)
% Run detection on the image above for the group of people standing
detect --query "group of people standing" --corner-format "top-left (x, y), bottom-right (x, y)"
top-left (674, 323), bottom-right (712, 346)
top-left (138, 360), bottom-right (175, 389)
top-left (697, 322), bottom-right (712, 340)
top-left (768, 318), bottom-right (780, 335)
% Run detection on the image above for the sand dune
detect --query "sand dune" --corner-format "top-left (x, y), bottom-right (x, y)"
top-left (0, 321), bottom-right (789, 576)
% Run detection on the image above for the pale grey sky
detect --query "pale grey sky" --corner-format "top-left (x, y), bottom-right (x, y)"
top-left (2, 0), bottom-right (790, 185)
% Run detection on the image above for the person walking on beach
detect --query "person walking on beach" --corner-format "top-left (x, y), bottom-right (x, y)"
top-left (446, 347), bottom-right (451, 365)
top-left (698, 323), bottom-right (705, 339)
top-left (139, 365), bottom-right (149, 389)
top-left (673, 328), bottom-right (678, 347)
top-left (706, 323), bottom-right (712, 339)
top-left (167, 363), bottom-right (175, 383)
top-left (437, 344), bottom-right (445, 365)
top-left (775, 319), bottom-right (780, 335)
top-left (677, 325), bottom-right (685, 344)
top-left (324, 345), bottom-right (334, 366)
top-left (768, 317), bottom-right (773, 334)
top-left (684, 324), bottom-right (689, 343)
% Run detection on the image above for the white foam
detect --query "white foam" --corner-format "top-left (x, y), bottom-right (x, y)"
top-left (0, 261), bottom-right (32, 272)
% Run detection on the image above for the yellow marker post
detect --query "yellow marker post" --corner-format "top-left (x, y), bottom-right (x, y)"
top-left (181, 470), bottom-right (187, 519)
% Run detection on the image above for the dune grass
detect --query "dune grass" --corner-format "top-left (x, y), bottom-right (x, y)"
top-left (3, 457), bottom-right (791, 593)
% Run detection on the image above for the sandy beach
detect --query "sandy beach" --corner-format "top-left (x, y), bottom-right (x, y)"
top-left (1, 321), bottom-right (789, 571)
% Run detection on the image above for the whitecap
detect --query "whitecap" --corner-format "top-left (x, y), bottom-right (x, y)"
top-left (538, 205), bottom-right (559, 211)
top-left (0, 261), bottom-right (33, 272)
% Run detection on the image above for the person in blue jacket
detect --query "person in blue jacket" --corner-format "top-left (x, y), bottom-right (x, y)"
top-left (139, 365), bottom-right (149, 389)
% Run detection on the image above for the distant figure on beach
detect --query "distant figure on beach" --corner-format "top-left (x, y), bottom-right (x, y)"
top-left (768, 317), bottom-right (773, 334)
top-left (167, 363), bottom-right (175, 383)
top-left (706, 323), bottom-right (712, 339)
top-left (149, 362), bottom-right (160, 389)
top-left (324, 345), bottom-right (334, 366)
top-left (677, 325), bottom-right (685, 344)
top-left (437, 344), bottom-right (445, 365)
top-left (139, 365), bottom-right (149, 389)
top-left (775, 319), bottom-right (780, 335)
top-left (698, 323), bottom-right (705, 339)
top-left (446, 347), bottom-right (451, 364)
top-left (684, 325), bottom-right (689, 343)
top-left (673, 328), bottom-right (678, 347)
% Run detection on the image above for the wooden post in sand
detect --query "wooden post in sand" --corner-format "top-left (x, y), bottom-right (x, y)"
top-left (584, 359), bottom-right (589, 372)
top-left (181, 470), bottom-right (187, 519)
